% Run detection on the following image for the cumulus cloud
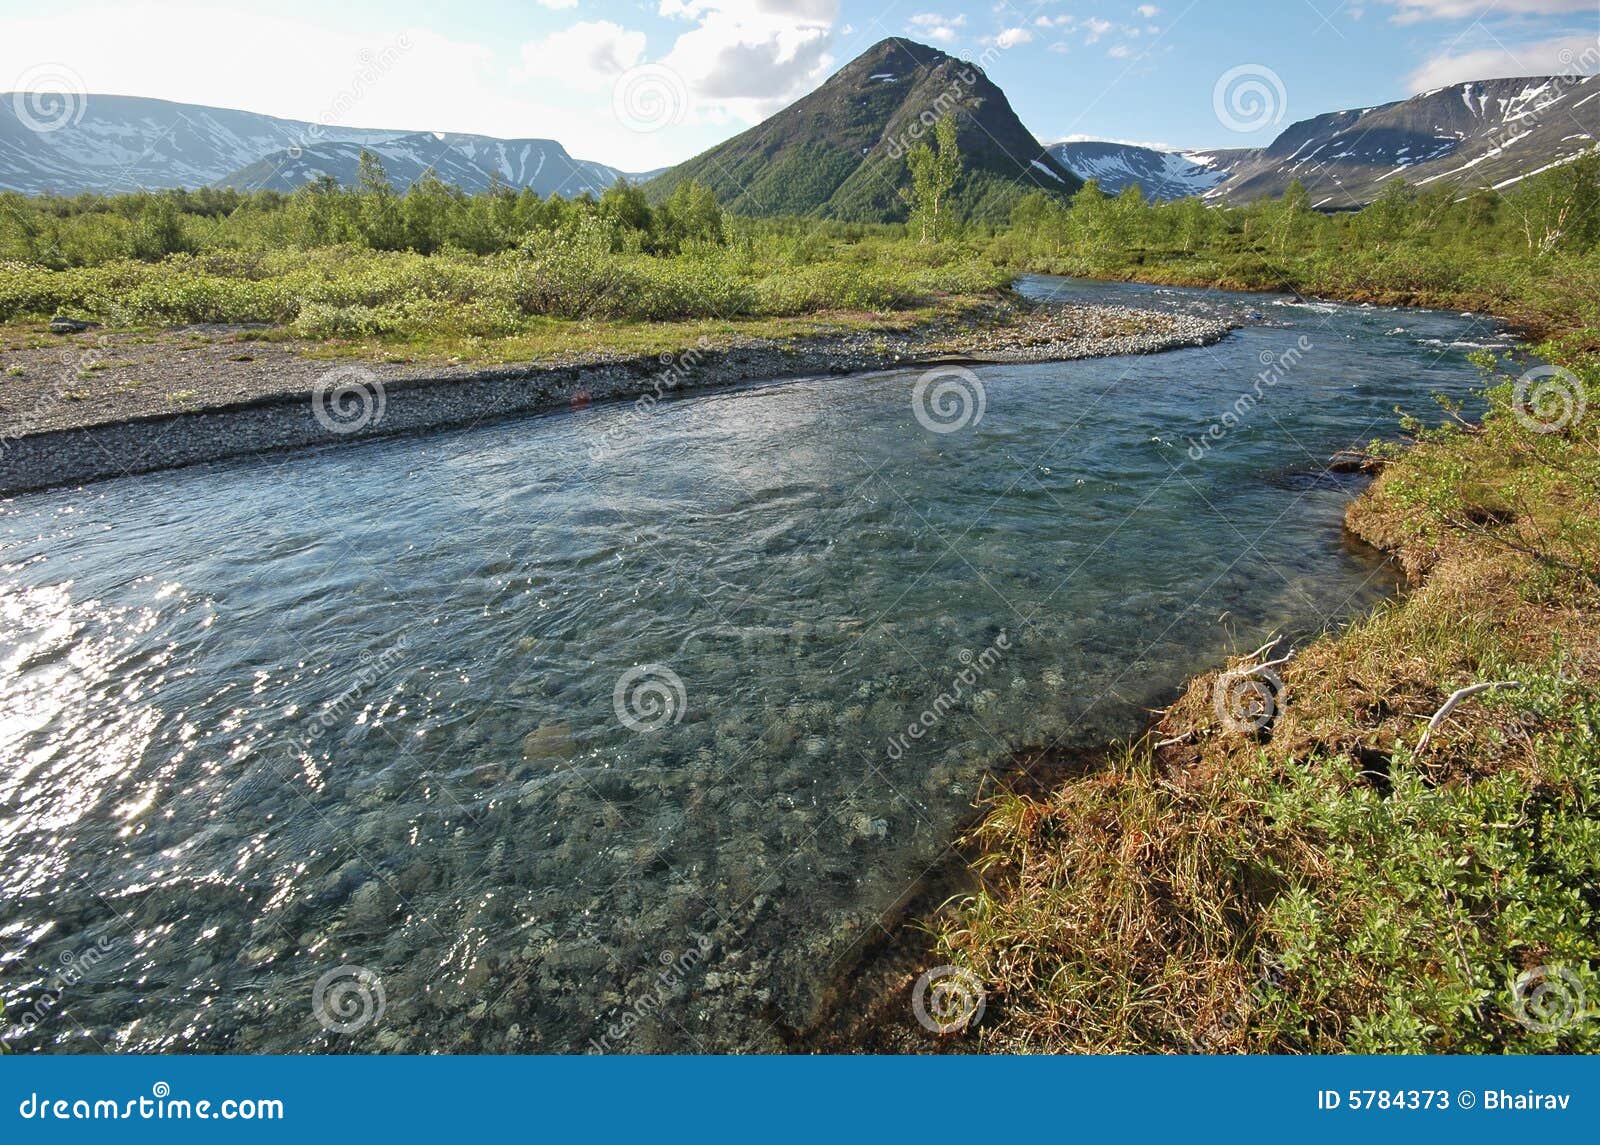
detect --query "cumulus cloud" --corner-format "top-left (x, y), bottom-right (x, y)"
top-left (1405, 31), bottom-right (1600, 89)
top-left (1136, 4), bottom-right (1161, 16)
top-left (659, 0), bottom-right (838, 109)
top-left (1083, 18), bottom-right (1114, 44)
top-left (909, 12), bottom-right (966, 44)
top-left (993, 27), bottom-right (1034, 49)
top-left (518, 21), bottom-right (645, 90)
top-left (1380, 0), bottom-right (1596, 21)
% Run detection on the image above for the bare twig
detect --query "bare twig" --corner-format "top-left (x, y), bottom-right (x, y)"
top-left (1415, 681), bottom-right (1523, 755)
top-left (1244, 651), bottom-right (1296, 676)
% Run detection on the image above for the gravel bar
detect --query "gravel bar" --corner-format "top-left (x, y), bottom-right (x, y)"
top-left (0, 302), bottom-right (1232, 495)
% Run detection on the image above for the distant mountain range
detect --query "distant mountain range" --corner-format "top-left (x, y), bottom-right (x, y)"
top-left (645, 38), bottom-right (1078, 221)
top-left (220, 134), bottom-right (660, 197)
top-left (1047, 141), bottom-right (1230, 201)
top-left (0, 93), bottom-right (655, 197)
top-left (1050, 75), bottom-right (1600, 207)
top-left (3, 53), bottom-right (1598, 214)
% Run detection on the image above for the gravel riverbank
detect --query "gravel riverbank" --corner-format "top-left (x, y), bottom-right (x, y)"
top-left (0, 299), bottom-right (1231, 494)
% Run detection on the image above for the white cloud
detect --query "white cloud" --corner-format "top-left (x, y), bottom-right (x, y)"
top-left (909, 12), bottom-right (965, 44)
top-left (993, 27), bottom-right (1034, 49)
top-left (660, 0), bottom-right (837, 111)
top-left (1107, 43), bottom-right (1132, 58)
top-left (1136, 4), bottom-right (1161, 17)
top-left (1083, 18), bottom-right (1114, 44)
top-left (517, 21), bottom-right (645, 90)
top-left (1405, 31), bottom-right (1600, 89)
top-left (1380, 0), bottom-right (1596, 22)
top-left (0, 4), bottom-right (718, 169)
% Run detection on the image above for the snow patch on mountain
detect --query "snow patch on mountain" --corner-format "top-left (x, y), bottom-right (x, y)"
top-left (0, 93), bottom-right (654, 197)
top-left (1048, 141), bottom-right (1231, 200)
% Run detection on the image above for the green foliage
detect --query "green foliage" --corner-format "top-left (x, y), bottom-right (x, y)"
top-left (999, 154), bottom-right (1600, 333)
top-left (902, 115), bottom-right (962, 244)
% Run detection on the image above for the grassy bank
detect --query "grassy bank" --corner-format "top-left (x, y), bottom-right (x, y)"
top-left (0, 176), bottom-right (1010, 363)
top-left (927, 323), bottom-right (1600, 1054)
top-left (993, 159), bottom-right (1600, 338)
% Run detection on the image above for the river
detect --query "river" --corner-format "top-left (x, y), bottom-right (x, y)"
top-left (0, 275), bottom-right (1511, 1052)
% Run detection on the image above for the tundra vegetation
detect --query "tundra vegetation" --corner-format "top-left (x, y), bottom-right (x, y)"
top-left (938, 160), bottom-right (1600, 1055)
top-left (1, 147), bottom-right (1597, 1055)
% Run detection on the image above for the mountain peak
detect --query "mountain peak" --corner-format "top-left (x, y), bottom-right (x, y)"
top-left (646, 35), bottom-right (1078, 221)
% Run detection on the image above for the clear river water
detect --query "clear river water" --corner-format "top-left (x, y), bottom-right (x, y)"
top-left (0, 275), bottom-right (1512, 1052)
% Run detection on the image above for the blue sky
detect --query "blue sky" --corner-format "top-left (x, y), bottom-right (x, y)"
top-left (3, 1), bottom-right (1599, 168)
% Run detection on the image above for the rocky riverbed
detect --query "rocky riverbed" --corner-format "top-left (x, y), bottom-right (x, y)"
top-left (0, 297), bottom-right (1232, 494)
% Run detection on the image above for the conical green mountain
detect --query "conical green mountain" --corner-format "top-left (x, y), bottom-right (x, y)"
top-left (646, 37), bottom-right (1079, 221)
